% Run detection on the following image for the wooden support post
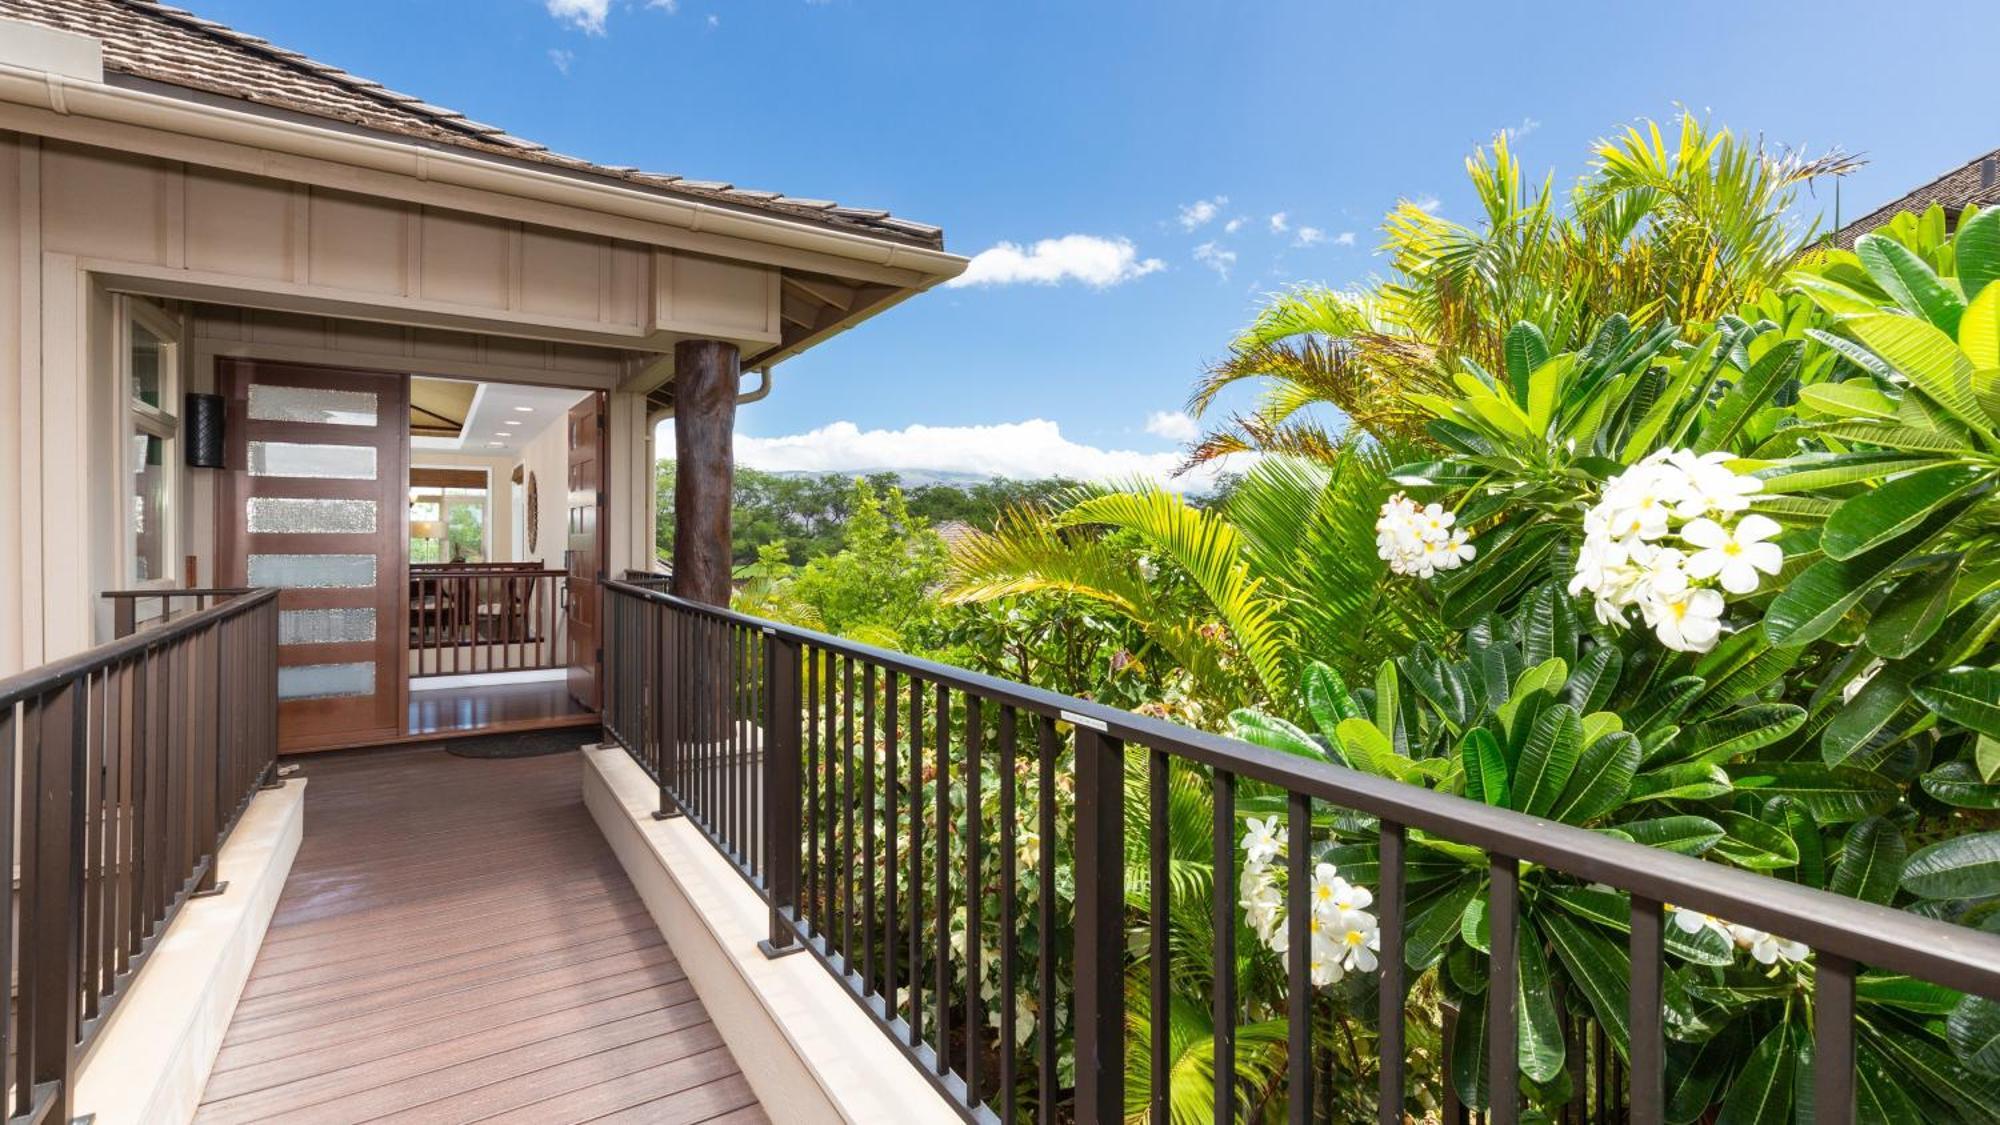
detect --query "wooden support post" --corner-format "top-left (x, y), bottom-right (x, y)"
top-left (670, 339), bottom-right (741, 608)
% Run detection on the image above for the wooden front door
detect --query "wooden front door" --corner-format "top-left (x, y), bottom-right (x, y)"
top-left (566, 393), bottom-right (608, 710)
top-left (218, 359), bottom-right (408, 753)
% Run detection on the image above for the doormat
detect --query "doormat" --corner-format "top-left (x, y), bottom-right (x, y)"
top-left (445, 727), bottom-right (602, 759)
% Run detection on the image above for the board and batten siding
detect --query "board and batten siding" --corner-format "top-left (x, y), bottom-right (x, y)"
top-left (0, 131), bottom-right (724, 671)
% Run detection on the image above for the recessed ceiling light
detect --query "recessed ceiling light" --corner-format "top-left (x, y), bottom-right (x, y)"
top-left (494, 433), bottom-right (511, 438)
top-left (487, 441), bottom-right (503, 447)
top-left (503, 420), bottom-right (522, 426)
top-left (513, 406), bottom-right (534, 412)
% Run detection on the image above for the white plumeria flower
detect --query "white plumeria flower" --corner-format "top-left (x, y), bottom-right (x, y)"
top-left (1667, 904), bottom-right (1730, 940)
top-left (1326, 877), bottom-right (1373, 919)
top-left (1240, 873), bottom-right (1283, 942)
top-left (1600, 460), bottom-right (1693, 542)
top-left (1681, 514), bottom-right (1783, 595)
top-left (1727, 924), bottom-right (1811, 966)
top-left (1240, 816), bottom-right (1285, 867)
top-left (1417, 503), bottom-right (1456, 542)
top-left (1444, 529), bottom-right (1475, 566)
top-left (1669, 449), bottom-right (1764, 516)
top-left (1647, 586), bottom-right (1726, 653)
top-left (1334, 910), bottom-right (1380, 973)
top-left (1307, 863), bottom-right (1343, 916)
top-left (1308, 930), bottom-right (1347, 987)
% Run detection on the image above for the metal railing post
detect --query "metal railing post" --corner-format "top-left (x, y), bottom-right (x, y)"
top-left (758, 628), bottom-right (803, 958)
top-left (23, 680), bottom-right (85, 1122)
top-left (652, 598), bottom-right (681, 819)
top-left (1072, 724), bottom-right (1126, 1125)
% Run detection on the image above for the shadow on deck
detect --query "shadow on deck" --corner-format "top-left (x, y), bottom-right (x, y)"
top-left (194, 746), bottom-right (766, 1125)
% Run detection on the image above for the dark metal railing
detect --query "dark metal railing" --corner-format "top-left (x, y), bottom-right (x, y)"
top-left (0, 588), bottom-right (280, 1124)
top-left (599, 578), bottom-right (2000, 1125)
top-left (409, 567), bottom-right (568, 677)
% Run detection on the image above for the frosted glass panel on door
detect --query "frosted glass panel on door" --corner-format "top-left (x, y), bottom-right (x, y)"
top-left (278, 662), bottom-right (375, 701)
top-left (248, 441), bottom-right (376, 480)
top-left (279, 608), bottom-right (377, 646)
top-left (247, 554), bottom-right (377, 588)
top-left (248, 384), bottom-right (378, 426)
top-left (248, 498), bottom-right (378, 534)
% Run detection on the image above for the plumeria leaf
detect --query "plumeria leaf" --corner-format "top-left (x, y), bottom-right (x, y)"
top-left (1902, 832), bottom-right (2000, 901)
top-left (1764, 796), bottom-right (1824, 886)
top-left (1797, 381), bottom-right (1899, 420)
top-left (1715, 1021), bottom-right (1795, 1124)
top-left (1300, 662), bottom-right (1364, 733)
top-left (1921, 761), bottom-right (2000, 810)
top-left (1753, 450), bottom-right (1937, 491)
top-left (1947, 995), bottom-right (2000, 1077)
top-left (1912, 667), bottom-right (2000, 740)
top-left (1857, 232), bottom-right (1966, 337)
top-left (1564, 644), bottom-right (1623, 715)
top-left (1980, 735), bottom-right (2000, 784)
top-left (1865, 559), bottom-right (1962, 659)
top-left (1831, 816), bottom-right (1906, 906)
top-left (1667, 1029), bottom-right (1747, 1121)
top-left (1856, 973), bottom-right (1962, 1014)
top-left (1229, 710), bottom-right (1335, 764)
top-left (1764, 496), bottom-right (1977, 646)
top-left (1685, 704), bottom-right (1806, 766)
top-left (1962, 280), bottom-right (2000, 368)
top-left (1460, 727), bottom-right (1510, 808)
top-left (1513, 703), bottom-right (1583, 817)
top-left (1630, 763), bottom-right (1733, 804)
top-left (1712, 810), bottom-right (1800, 870)
top-left (1819, 463), bottom-right (1992, 561)
top-left (1548, 731), bottom-right (1640, 824)
top-left (1407, 878), bottom-right (1480, 971)
top-left (1725, 762), bottom-right (1899, 824)
top-left (1846, 313), bottom-right (1991, 437)
top-left (1539, 911), bottom-right (1631, 1059)
top-left (1619, 815), bottom-right (1726, 857)
top-left (1695, 338), bottom-right (1803, 455)
top-left (1956, 205), bottom-right (2000, 304)
top-left (1512, 921), bottom-right (1567, 1085)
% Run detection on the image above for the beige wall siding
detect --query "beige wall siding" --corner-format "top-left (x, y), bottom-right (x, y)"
top-left (0, 131), bottom-right (703, 674)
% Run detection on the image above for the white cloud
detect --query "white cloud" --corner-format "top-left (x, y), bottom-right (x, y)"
top-left (1268, 212), bottom-right (1289, 233)
top-left (1193, 241), bottom-right (1236, 279)
top-left (546, 0), bottom-right (610, 33)
top-left (706, 12), bottom-right (719, 26)
top-left (659, 420), bottom-right (1246, 490)
top-left (1223, 217), bottom-right (1245, 234)
top-left (1178, 196), bottom-right (1227, 231)
top-left (1144, 410), bottom-right (1200, 442)
top-left (1333, 231), bottom-right (1357, 247)
top-left (548, 48), bottom-right (574, 74)
top-left (1294, 226), bottom-right (1326, 247)
top-left (648, 0), bottom-right (679, 11)
top-left (1411, 194), bottom-right (1442, 214)
top-left (946, 235), bottom-right (1164, 289)
top-left (1500, 116), bottom-right (1540, 141)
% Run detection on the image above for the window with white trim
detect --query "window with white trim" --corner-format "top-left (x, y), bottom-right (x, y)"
top-left (122, 299), bottom-right (181, 586)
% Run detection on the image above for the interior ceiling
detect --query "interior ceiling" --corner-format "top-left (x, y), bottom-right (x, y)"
top-left (410, 379), bottom-right (591, 457)
top-left (645, 266), bottom-right (899, 416)
top-left (409, 377), bottom-right (477, 437)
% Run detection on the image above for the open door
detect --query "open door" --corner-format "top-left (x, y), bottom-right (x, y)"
top-left (566, 392), bottom-right (608, 710)
top-left (217, 359), bottom-right (409, 753)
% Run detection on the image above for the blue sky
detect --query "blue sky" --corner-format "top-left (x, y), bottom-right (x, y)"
top-left (195, 0), bottom-right (1999, 483)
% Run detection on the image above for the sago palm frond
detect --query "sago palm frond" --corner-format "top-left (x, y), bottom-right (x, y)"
top-left (941, 508), bottom-right (1242, 702)
top-left (1124, 984), bottom-right (1290, 1125)
top-left (1056, 487), bottom-right (1292, 704)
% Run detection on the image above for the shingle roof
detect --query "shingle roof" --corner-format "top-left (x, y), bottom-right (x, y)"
top-left (1831, 148), bottom-right (1999, 249)
top-left (0, 0), bottom-right (946, 250)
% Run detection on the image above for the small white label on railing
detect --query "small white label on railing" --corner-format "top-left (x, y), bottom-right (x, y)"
top-left (762, 627), bottom-right (777, 636)
top-left (1060, 709), bottom-right (1109, 732)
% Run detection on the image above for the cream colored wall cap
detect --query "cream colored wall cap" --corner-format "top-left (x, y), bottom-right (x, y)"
top-left (73, 778), bottom-right (306, 1125)
top-left (583, 746), bottom-right (961, 1125)
top-left (0, 19), bottom-right (101, 83)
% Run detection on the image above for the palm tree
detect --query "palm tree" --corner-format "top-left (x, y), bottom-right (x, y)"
top-left (944, 443), bottom-right (1441, 712)
top-left (1185, 114), bottom-right (1859, 467)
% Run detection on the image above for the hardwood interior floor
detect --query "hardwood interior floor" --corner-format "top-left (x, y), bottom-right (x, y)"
top-left (407, 678), bottom-right (596, 737)
top-left (196, 746), bottom-right (764, 1125)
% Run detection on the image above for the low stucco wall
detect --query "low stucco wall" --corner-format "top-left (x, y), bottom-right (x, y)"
top-left (74, 777), bottom-right (305, 1125)
top-left (581, 745), bottom-right (959, 1125)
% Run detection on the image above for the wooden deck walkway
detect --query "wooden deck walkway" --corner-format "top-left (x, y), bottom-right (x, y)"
top-left (196, 745), bottom-right (764, 1125)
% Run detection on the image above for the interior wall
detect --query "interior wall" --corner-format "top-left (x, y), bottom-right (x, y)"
top-left (515, 399), bottom-right (585, 571)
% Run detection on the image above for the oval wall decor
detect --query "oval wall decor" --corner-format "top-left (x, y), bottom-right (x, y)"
top-left (526, 471), bottom-right (540, 554)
